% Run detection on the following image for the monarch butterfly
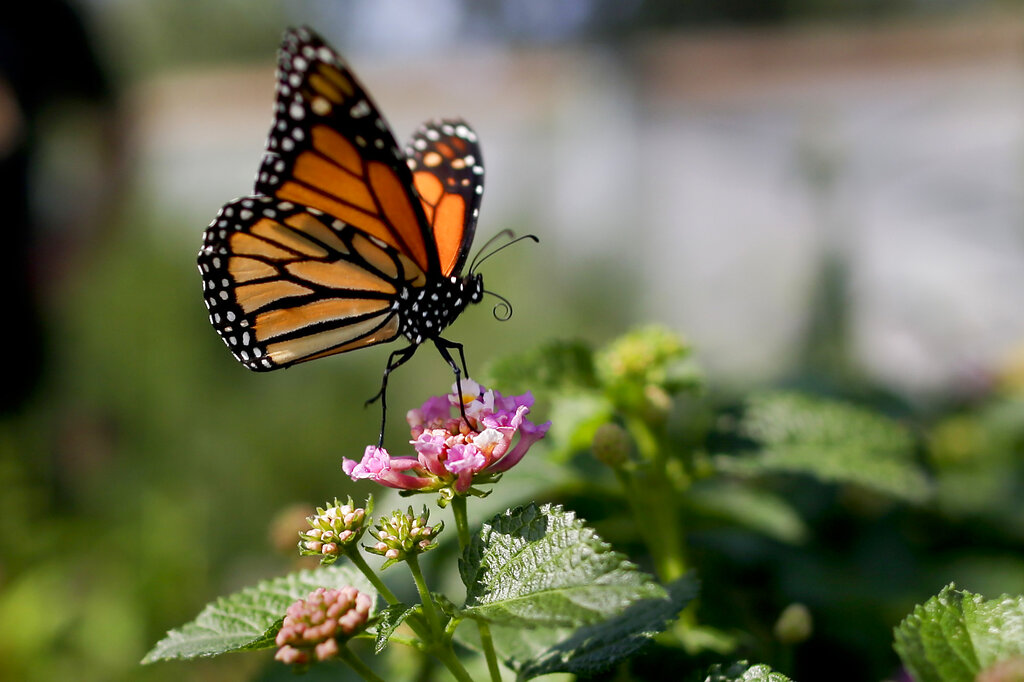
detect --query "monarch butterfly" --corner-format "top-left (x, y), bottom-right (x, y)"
top-left (197, 26), bottom-right (527, 442)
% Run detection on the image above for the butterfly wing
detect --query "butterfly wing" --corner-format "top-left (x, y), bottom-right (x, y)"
top-left (198, 196), bottom-right (428, 370)
top-left (406, 119), bottom-right (485, 277)
top-left (254, 27), bottom-right (441, 277)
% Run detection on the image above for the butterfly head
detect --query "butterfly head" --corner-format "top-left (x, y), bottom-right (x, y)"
top-left (466, 272), bottom-right (484, 304)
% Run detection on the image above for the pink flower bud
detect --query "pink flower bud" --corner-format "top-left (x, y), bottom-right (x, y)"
top-left (274, 586), bottom-right (372, 667)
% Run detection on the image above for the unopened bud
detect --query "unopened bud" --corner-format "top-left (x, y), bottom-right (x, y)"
top-left (298, 497), bottom-right (370, 563)
top-left (774, 603), bottom-right (812, 644)
top-left (274, 586), bottom-right (372, 667)
top-left (365, 506), bottom-right (443, 569)
top-left (592, 422), bottom-right (631, 467)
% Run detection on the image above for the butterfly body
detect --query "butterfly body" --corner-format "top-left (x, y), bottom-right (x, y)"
top-left (198, 27), bottom-right (492, 437)
top-left (396, 273), bottom-right (483, 346)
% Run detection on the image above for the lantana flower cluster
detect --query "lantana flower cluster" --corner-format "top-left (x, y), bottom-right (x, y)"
top-left (343, 380), bottom-right (550, 497)
top-left (298, 497), bottom-right (368, 562)
top-left (367, 506), bottom-right (442, 569)
top-left (274, 586), bottom-right (372, 666)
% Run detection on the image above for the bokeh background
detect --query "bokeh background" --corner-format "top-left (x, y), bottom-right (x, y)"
top-left (2, 1), bottom-right (1024, 680)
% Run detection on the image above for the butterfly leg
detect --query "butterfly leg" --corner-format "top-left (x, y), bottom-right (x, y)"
top-left (366, 344), bottom-right (419, 447)
top-left (433, 338), bottom-right (473, 430)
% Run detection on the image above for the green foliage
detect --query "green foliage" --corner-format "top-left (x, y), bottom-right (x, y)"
top-left (459, 503), bottom-right (668, 627)
top-left (485, 339), bottom-right (600, 395)
top-left (142, 564), bottom-right (376, 663)
top-left (372, 603), bottom-right (419, 653)
top-left (715, 391), bottom-right (930, 502)
top-left (484, 328), bottom-right (702, 463)
top-left (704, 660), bottom-right (794, 681)
top-left (496, 576), bottom-right (699, 679)
top-left (683, 480), bottom-right (808, 544)
top-left (893, 584), bottom-right (1024, 682)
top-left (927, 397), bottom-right (1024, 525)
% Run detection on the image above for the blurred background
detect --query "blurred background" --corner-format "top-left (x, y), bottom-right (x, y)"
top-left (2, 0), bottom-right (1024, 680)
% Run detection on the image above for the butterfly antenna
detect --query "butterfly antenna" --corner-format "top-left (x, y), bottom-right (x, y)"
top-left (468, 229), bottom-right (513, 274)
top-left (484, 289), bottom-right (514, 321)
top-left (469, 233), bottom-right (540, 275)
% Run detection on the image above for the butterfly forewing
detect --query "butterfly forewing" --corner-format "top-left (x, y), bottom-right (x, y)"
top-left (198, 196), bottom-right (423, 370)
top-left (406, 119), bottom-right (485, 277)
top-left (255, 27), bottom-right (441, 277)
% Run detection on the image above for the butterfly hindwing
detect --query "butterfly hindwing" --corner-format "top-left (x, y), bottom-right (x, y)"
top-left (198, 195), bottom-right (431, 370)
top-left (255, 27), bottom-right (440, 277)
top-left (406, 119), bottom-right (485, 277)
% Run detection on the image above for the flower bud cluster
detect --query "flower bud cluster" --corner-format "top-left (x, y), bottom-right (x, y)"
top-left (366, 506), bottom-right (442, 569)
top-left (298, 498), bottom-right (368, 562)
top-left (274, 586), bottom-right (372, 666)
top-left (596, 326), bottom-right (694, 419)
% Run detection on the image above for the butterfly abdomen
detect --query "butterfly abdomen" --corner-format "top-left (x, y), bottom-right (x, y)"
top-left (397, 274), bottom-right (483, 346)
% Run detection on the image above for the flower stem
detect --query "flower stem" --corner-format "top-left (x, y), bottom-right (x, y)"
top-left (347, 547), bottom-right (434, 645)
top-left (406, 555), bottom-right (475, 682)
top-left (346, 547), bottom-right (399, 604)
top-left (406, 554), bottom-right (442, 636)
top-left (433, 645), bottom-right (477, 682)
top-left (449, 495), bottom-right (502, 682)
top-left (618, 417), bottom-right (688, 582)
top-left (477, 621), bottom-right (503, 682)
top-left (337, 646), bottom-right (387, 682)
top-left (451, 495), bottom-right (471, 549)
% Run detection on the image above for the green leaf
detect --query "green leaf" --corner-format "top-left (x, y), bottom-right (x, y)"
top-left (373, 602), bottom-right (419, 654)
top-left (684, 480), bottom-right (808, 544)
top-left (716, 391), bottom-right (930, 503)
top-left (546, 392), bottom-right (614, 461)
top-left (142, 564), bottom-right (376, 663)
top-left (460, 503), bottom-right (667, 628)
top-left (893, 583), bottom-right (1024, 682)
top-left (502, 575), bottom-right (698, 678)
top-left (483, 339), bottom-right (599, 394)
top-left (704, 660), bottom-right (794, 681)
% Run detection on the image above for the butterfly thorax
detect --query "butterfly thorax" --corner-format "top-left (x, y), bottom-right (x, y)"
top-left (397, 274), bottom-right (483, 345)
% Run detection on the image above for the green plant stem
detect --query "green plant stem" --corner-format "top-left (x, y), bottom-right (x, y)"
top-left (406, 554), bottom-right (442, 636)
top-left (619, 417), bottom-right (688, 582)
top-left (477, 621), bottom-right (503, 682)
top-left (449, 495), bottom-right (503, 682)
top-left (406, 555), bottom-right (475, 682)
top-left (451, 495), bottom-right (471, 548)
top-left (433, 645), bottom-right (476, 682)
top-left (347, 548), bottom-right (399, 604)
top-left (347, 547), bottom-right (432, 642)
top-left (337, 646), bottom-right (387, 682)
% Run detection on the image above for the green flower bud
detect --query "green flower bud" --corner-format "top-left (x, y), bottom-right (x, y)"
top-left (774, 603), bottom-right (813, 644)
top-left (366, 506), bottom-right (442, 569)
top-left (298, 497), bottom-right (369, 563)
top-left (591, 422), bottom-right (631, 468)
top-left (595, 326), bottom-right (694, 418)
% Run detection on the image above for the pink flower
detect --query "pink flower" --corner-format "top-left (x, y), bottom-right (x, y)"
top-left (342, 446), bottom-right (433, 490)
top-left (342, 381), bottom-right (550, 496)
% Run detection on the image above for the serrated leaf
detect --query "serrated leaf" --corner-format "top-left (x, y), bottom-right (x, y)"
top-left (716, 391), bottom-right (930, 503)
top-left (459, 503), bottom-right (666, 628)
top-left (143, 564), bottom-right (376, 663)
top-left (505, 575), bottom-right (699, 679)
top-left (373, 603), bottom-right (419, 654)
top-left (704, 660), bottom-right (794, 682)
top-left (893, 583), bottom-right (1024, 682)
